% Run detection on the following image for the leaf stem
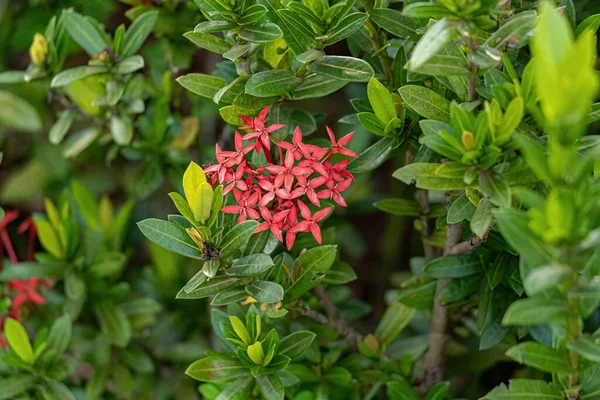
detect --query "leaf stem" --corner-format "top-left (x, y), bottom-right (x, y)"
top-left (567, 296), bottom-right (580, 398)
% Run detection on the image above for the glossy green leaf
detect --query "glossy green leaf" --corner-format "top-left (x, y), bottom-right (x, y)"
top-left (408, 18), bottom-right (455, 70)
top-left (186, 357), bottom-right (250, 382)
top-left (373, 198), bottom-right (421, 217)
top-left (122, 10), bottom-right (159, 56)
top-left (246, 70), bottom-right (302, 97)
top-left (246, 280), bottom-right (284, 303)
top-left (285, 245), bottom-right (337, 302)
top-left (184, 32), bottom-right (231, 54)
top-left (63, 11), bottom-right (106, 56)
top-left (227, 254), bottom-right (274, 277)
top-left (95, 302), bottom-right (131, 348)
top-left (505, 342), bottom-right (571, 373)
top-left (177, 276), bottom-right (239, 299)
top-left (219, 220), bottom-right (260, 257)
top-left (238, 23), bottom-right (282, 43)
top-left (307, 56), bottom-right (374, 82)
top-left (50, 66), bottom-right (107, 88)
top-left (369, 8), bottom-right (418, 38)
top-left (137, 219), bottom-right (203, 259)
top-left (502, 297), bottom-right (569, 326)
top-left (256, 375), bottom-right (284, 400)
top-left (399, 85), bottom-right (451, 122)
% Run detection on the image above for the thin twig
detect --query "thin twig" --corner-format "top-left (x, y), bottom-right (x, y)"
top-left (315, 284), bottom-right (339, 320)
top-left (288, 299), bottom-right (364, 347)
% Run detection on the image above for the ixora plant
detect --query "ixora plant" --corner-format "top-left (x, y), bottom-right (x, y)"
top-left (2, 0), bottom-right (600, 399)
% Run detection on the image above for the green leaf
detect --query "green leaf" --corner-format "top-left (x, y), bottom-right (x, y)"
top-left (245, 70), bottom-right (302, 97)
top-left (0, 91), bottom-right (43, 132)
top-left (368, 77), bottom-right (396, 124)
top-left (193, 182), bottom-right (213, 223)
top-left (387, 379), bottom-right (418, 400)
top-left (426, 382), bottom-right (450, 400)
top-left (5, 318), bottom-right (34, 363)
top-left (63, 127), bottom-right (101, 158)
top-left (482, 379), bottom-right (563, 399)
top-left (447, 193), bottom-right (475, 224)
top-left (425, 255), bottom-right (481, 278)
top-left (285, 245), bottom-right (337, 302)
top-left (184, 32), bottom-right (231, 54)
top-left (566, 334), bottom-right (600, 363)
top-left (239, 4), bottom-right (268, 24)
top-left (470, 198), bottom-right (494, 239)
top-left (177, 276), bottom-right (239, 299)
top-left (278, 331), bottom-right (316, 360)
top-left (408, 18), bottom-right (455, 70)
top-left (227, 254), bottom-right (274, 277)
top-left (289, 73), bottom-right (347, 99)
top-left (479, 173), bottom-right (511, 208)
top-left (399, 85), bottom-right (451, 122)
top-left (110, 115), bottom-right (133, 145)
top-left (325, 366), bottom-right (352, 385)
top-left (262, 0), bottom-right (313, 55)
top-left (186, 357), bottom-right (250, 382)
top-left (63, 11), bottom-right (106, 56)
top-left (505, 342), bottom-right (571, 374)
top-left (50, 66), bottom-right (107, 88)
top-left (33, 217), bottom-right (64, 259)
top-left (397, 280), bottom-right (436, 309)
top-left (485, 11), bottom-right (536, 49)
top-left (46, 315), bottom-right (72, 362)
top-left (524, 264), bottom-right (572, 296)
top-left (65, 269), bottom-right (86, 300)
top-left (177, 73), bottom-right (227, 99)
top-left (325, 12), bottom-right (369, 46)
top-left (349, 136), bottom-right (399, 173)
top-left (246, 280), bottom-right (284, 303)
top-left (122, 10), bottom-right (158, 57)
top-left (0, 261), bottom-right (65, 281)
top-left (95, 303), bottom-right (131, 348)
top-left (219, 220), bottom-right (260, 257)
top-left (369, 8), bottom-right (418, 38)
top-left (575, 14), bottom-right (600, 37)
top-left (307, 56), bottom-right (374, 82)
top-left (238, 23), bottom-right (282, 43)
top-left (323, 261), bottom-right (357, 285)
top-left (393, 162), bottom-right (467, 190)
top-left (373, 198), bottom-right (421, 217)
top-left (49, 109), bottom-right (76, 144)
top-left (0, 70), bottom-right (25, 84)
top-left (256, 375), bottom-right (284, 400)
top-left (439, 274), bottom-right (481, 304)
top-left (374, 302), bottom-right (415, 345)
top-left (137, 219), bottom-right (203, 259)
top-left (502, 297), bottom-right (569, 326)
top-left (113, 55), bottom-right (145, 74)
top-left (211, 288), bottom-right (249, 306)
top-left (0, 375), bottom-right (37, 400)
top-left (408, 41), bottom-right (470, 77)
top-left (168, 192), bottom-right (197, 226)
top-left (216, 376), bottom-right (254, 399)
top-left (357, 112), bottom-right (386, 136)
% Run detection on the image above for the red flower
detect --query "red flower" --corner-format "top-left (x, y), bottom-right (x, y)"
top-left (289, 175), bottom-right (327, 206)
top-left (257, 177), bottom-right (290, 207)
top-left (255, 207), bottom-right (289, 242)
top-left (327, 126), bottom-right (358, 158)
top-left (240, 106), bottom-right (285, 155)
top-left (10, 279), bottom-right (47, 309)
top-left (223, 161), bottom-right (249, 195)
top-left (221, 189), bottom-right (260, 224)
top-left (288, 201), bottom-right (332, 246)
top-left (265, 150), bottom-right (312, 193)
top-left (318, 178), bottom-right (352, 207)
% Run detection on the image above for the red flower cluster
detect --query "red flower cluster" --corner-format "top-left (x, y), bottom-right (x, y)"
top-left (0, 211), bottom-right (49, 348)
top-left (204, 106), bottom-right (358, 250)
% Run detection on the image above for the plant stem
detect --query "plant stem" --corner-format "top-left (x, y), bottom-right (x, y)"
top-left (420, 192), bottom-right (462, 393)
top-left (467, 38), bottom-right (478, 102)
top-left (289, 299), bottom-right (364, 347)
top-left (567, 296), bottom-right (581, 398)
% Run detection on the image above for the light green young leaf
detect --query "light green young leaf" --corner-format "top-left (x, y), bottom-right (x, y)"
top-left (122, 10), bottom-right (159, 57)
top-left (63, 11), bottom-right (106, 56)
top-left (5, 318), bottom-right (34, 364)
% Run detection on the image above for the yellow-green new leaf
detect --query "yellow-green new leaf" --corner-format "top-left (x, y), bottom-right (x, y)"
top-left (5, 318), bottom-right (35, 364)
top-left (183, 161), bottom-right (207, 208)
top-left (247, 342), bottom-right (265, 365)
top-left (193, 182), bottom-right (213, 224)
top-left (230, 316), bottom-right (252, 345)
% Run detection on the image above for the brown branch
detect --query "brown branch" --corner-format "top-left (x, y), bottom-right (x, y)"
top-left (446, 222), bottom-right (496, 256)
top-left (315, 284), bottom-right (339, 320)
top-left (288, 299), bottom-right (364, 348)
top-left (419, 192), bottom-right (462, 393)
